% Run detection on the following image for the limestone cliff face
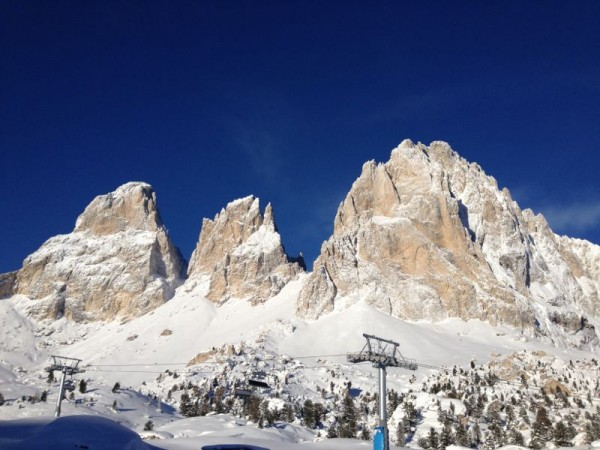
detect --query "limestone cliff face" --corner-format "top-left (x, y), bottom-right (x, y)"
top-left (297, 140), bottom-right (600, 349)
top-left (187, 196), bottom-right (305, 304)
top-left (14, 182), bottom-right (186, 322)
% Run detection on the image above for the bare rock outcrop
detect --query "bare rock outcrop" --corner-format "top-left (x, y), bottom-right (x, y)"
top-left (14, 182), bottom-right (186, 322)
top-left (187, 196), bottom-right (305, 304)
top-left (297, 140), bottom-right (600, 349)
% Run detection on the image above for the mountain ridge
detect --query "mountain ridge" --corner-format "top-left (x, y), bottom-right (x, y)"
top-left (3, 140), bottom-right (600, 350)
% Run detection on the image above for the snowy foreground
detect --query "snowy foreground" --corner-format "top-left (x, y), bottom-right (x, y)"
top-left (0, 414), bottom-right (377, 449)
top-left (1, 279), bottom-right (600, 449)
top-left (1, 414), bottom-right (599, 449)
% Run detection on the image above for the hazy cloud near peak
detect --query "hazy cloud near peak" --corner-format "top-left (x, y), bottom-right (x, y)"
top-left (541, 201), bottom-right (600, 235)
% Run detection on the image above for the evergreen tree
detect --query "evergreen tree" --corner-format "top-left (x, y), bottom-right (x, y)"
top-left (439, 422), bottom-right (455, 449)
top-left (530, 406), bottom-right (553, 449)
top-left (507, 428), bottom-right (525, 446)
top-left (112, 382), bottom-right (120, 393)
top-left (313, 402), bottom-right (325, 427)
top-left (360, 425), bottom-right (371, 441)
top-left (327, 422), bottom-right (339, 438)
top-left (143, 420), bottom-right (154, 431)
top-left (245, 396), bottom-right (261, 423)
top-left (338, 389), bottom-right (358, 438)
top-left (470, 422), bottom-right (482, 447)
top-left (403, 401), bottom-right (418, 428)
top-left (282, 403), bottom-right (294, 423)
top-left (396, 420), bottom-right (408, 446)
top-left (553, 421), bottom-right (576, 447)
top-left (302, 399), bottom-right (316, 428)
top-left (0, 391), bottom-right (4, 406)
top-left (585, 408), bottom-right (600, 443)
top-left (427, 427), bottom-right (439, 449)
top-left (179, 392), bottom-right (193, 417)
top-left (454, 423), bottom-right (469, 447)
top-left (79, 379), bottom-right (87, 394)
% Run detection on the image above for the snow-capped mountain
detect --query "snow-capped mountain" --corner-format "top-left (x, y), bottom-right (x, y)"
top-left (298, 140), bottom-right (600, 350)
top-left (2, 140), bottom-right (600, 449)
top-left (10, 182), bottom-right (186, 322)
top-left (186, 195), bottom-right (305, 305)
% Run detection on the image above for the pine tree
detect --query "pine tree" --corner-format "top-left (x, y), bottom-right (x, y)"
top-left (427, 427), bottom-right (439, 449)
top-left (0, 391), bottom-right (4, 406)
top-left (302, 399), bottom-right (316, 428)
top-left (530, 406), bottom-right (553, 449)
top-left (338, 389), bottom-right (358, 438)
top-left (282, 403), bottom-right (294, 423)
top-left (470, 422), bottom-right (482, 447)
top-left (79, 379), bottom-right (87, 394)
top-left (360, 425), bottom-right (371, 440)
top-left (439, 422), bottom-right (455, 449)
top-left (245, 396), bottom-right (261, 423)
top-left (454, 423), bottom-right (469, 447)
top-left (179, 392), bottom-right (193, 417)
top-left (327, 422), bottom-right (339, 438)
top-left (584, 408), bottom-right (600, 443)
top-left (553, 421), bottom-right (576, 447)
top-left (396, 420), bottom-right (408, 446)
top-left (507, 428), bottom-right (525, 446)
top-left (143, 420), bottom-right (154, 431)
top-left (112, 382), bottom-right (120, 393)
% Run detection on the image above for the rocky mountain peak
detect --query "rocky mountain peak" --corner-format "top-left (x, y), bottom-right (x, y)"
top-left (187, 196), bottom-right (304, 304)
top-left (14, 182), bottom-right (186, 322)
top-left (74, 181), bottom-right (162, 235)
top-left (298, 140), bottom-right (600, 349)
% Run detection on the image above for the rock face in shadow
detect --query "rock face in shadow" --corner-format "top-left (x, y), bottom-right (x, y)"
top-left (187, 196), bottom-right (305, 305)
top-left (297, 140), bottom-right (600, 349)
top-left (14, 182), bottom-right (186, 322)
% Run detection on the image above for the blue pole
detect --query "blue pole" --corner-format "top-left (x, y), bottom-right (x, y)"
top-left (374, 426), bottom-right (386, 450)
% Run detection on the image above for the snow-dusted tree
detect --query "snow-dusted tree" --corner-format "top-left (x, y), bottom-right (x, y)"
top-left (143, 420), bottom-right (154, 431)
top-left (302, 399), bottom-right (317, 428)
top-left (439, 421), bottom-right (455, 448)
top-left (244, 396), bottom-right (261, 423)
top-left (530, 406), bottom-right (553, 449)
top-left (424, 427), bottom-right (438, 449)
top-left (179, 392), bottom-right (193, 417)
top-left (359, 425), bottom-right (371, 440)
top-left (338, 389), bottom-right (358, 438)
top-left (282, 403), bottom-right (294, 423)
top-left (507, 428), bottom-right (525, 446)
top-left (454, 423), bottom-right (469, 447)
top-left (469, 422), bottom-right (482, 447)
top-left (553, 420), bottom-right (576, 447)
top-left (584, 408), bottom-right (600, 443)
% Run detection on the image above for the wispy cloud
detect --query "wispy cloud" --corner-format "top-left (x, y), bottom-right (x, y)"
top-left (541, 201), bottom-right (600, 234)
top-left (231, 122), bottom-right (283, 182)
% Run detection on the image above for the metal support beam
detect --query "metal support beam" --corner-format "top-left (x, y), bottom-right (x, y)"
top-left (45, 355), bottom-right (83, 418)
top-left (347, 334), bottom-right (417, 450)
top-left (55, 369), bottom-right (67, 418)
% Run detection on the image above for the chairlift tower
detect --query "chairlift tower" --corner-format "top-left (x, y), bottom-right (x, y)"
top-left (45, 355), bottom-right (84, 417)
top-left (347, 334), bottom-right (417, 450)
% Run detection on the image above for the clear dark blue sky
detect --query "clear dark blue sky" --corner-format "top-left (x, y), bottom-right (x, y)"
top-left (2, 1), bottom-right (599, 273)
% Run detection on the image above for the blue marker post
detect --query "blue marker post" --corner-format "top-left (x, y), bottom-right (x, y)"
top-left (373, 426), bottom-right (386, 450)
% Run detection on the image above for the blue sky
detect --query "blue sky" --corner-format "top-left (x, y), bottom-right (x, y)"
top-left (2, 1), bottom-right (599, 273)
